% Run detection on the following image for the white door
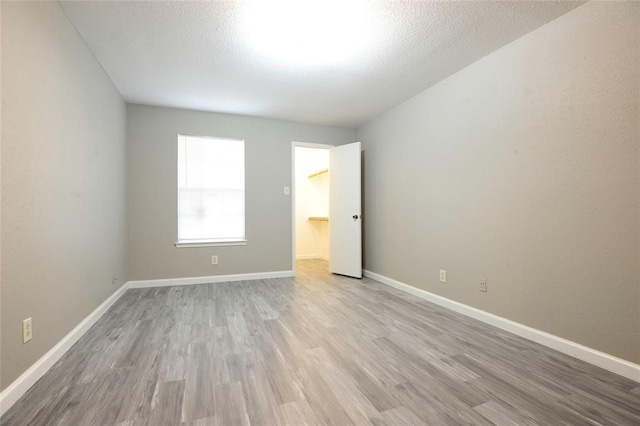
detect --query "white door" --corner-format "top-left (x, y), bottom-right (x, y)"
top-left (329, 142), bottom-right (362, 278)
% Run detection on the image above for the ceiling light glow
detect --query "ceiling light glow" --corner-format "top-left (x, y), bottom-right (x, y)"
top-left (242, 0), bottom-right (374, 68)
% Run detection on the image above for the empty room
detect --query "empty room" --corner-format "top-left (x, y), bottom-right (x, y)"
top-left (1, 0), bottom-right (639, 425)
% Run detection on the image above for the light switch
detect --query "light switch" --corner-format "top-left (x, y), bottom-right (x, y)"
top-left (284, 186), bottom-right (290, 195)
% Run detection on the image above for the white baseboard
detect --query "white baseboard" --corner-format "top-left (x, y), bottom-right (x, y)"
top-left (0, 283), bottom-right (130, 416)
top-left (296, 254), bottom-right (329, 262)
top-left (127, 270), bottom-right (294, 288)
top-left (363, 270), bottom-right (640, 383)
top-left (296, 255), bottom-right (329, 262)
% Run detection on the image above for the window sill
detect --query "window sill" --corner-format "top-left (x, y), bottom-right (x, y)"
top-left (175, 239), bottom-right (247, 248)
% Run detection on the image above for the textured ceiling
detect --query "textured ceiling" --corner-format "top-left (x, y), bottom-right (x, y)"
top-left (60, 1), bottom-right (585, 128)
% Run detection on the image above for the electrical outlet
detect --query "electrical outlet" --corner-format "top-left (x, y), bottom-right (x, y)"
top-left (112, 277), bottom-right (118, 286)
top-left (439, 269), bottom-right (447, 283)
top-left (211, 255), bottom-right (218, 265)
top-left (23, 318), bottom-right (32, 343)
top-left (479, 278), bottom-right (487, 292)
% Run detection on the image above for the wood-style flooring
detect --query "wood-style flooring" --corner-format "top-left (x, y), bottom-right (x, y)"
top-left (2, 259), bottom-right (639, 425)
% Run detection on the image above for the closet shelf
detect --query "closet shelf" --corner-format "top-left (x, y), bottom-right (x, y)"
top-left (308, 216), bottom-right (329, 222)
top-left (308, 168), bottom-right (329, 179)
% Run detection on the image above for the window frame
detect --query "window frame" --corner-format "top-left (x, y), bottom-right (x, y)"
top-left (174, 134), bottom-right (247, 248)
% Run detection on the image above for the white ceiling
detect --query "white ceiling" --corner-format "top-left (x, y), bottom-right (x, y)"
top-left (60, 1), bottom-right (584, 128)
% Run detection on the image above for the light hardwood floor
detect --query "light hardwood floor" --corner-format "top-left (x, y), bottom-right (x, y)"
top-left (2, 259), bottom-right (639, 425)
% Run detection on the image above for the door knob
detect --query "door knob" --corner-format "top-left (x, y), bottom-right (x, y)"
top-left (352, 214), bottom-right (359, 220)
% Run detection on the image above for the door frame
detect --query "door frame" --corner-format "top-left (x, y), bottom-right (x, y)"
top-left (291, 141), bottom-right (334, 275)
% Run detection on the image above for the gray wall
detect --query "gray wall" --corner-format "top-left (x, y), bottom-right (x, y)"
top-left (1, 2), bottom-right (128, 390)
top-left (357, 2), bottom-right (640, 363)
top-left (127, 105), bottom-right (355, 280)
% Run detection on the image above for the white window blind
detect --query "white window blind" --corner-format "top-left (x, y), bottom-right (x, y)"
top-left (177, 135), bottom-right (245, 244)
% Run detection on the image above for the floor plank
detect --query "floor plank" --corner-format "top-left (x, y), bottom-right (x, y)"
top-left (2, 259), bottom-right (638, 425)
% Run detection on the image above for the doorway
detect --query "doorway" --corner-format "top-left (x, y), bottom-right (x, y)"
top-left (291, 142), bottom-right (333, 275)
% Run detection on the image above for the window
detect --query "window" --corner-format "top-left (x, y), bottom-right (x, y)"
top-left (176, 135), bottom-right (246, 247)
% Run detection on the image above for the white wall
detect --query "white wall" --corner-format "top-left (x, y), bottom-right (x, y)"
top-left (295, 147), bottom-right (330, 260)
top-left (1, 1), bottom-right (128, 390)
top-left (357, 2), bottom-right (640, 363)
top-left (127, 105), bottom-right (355, 280)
